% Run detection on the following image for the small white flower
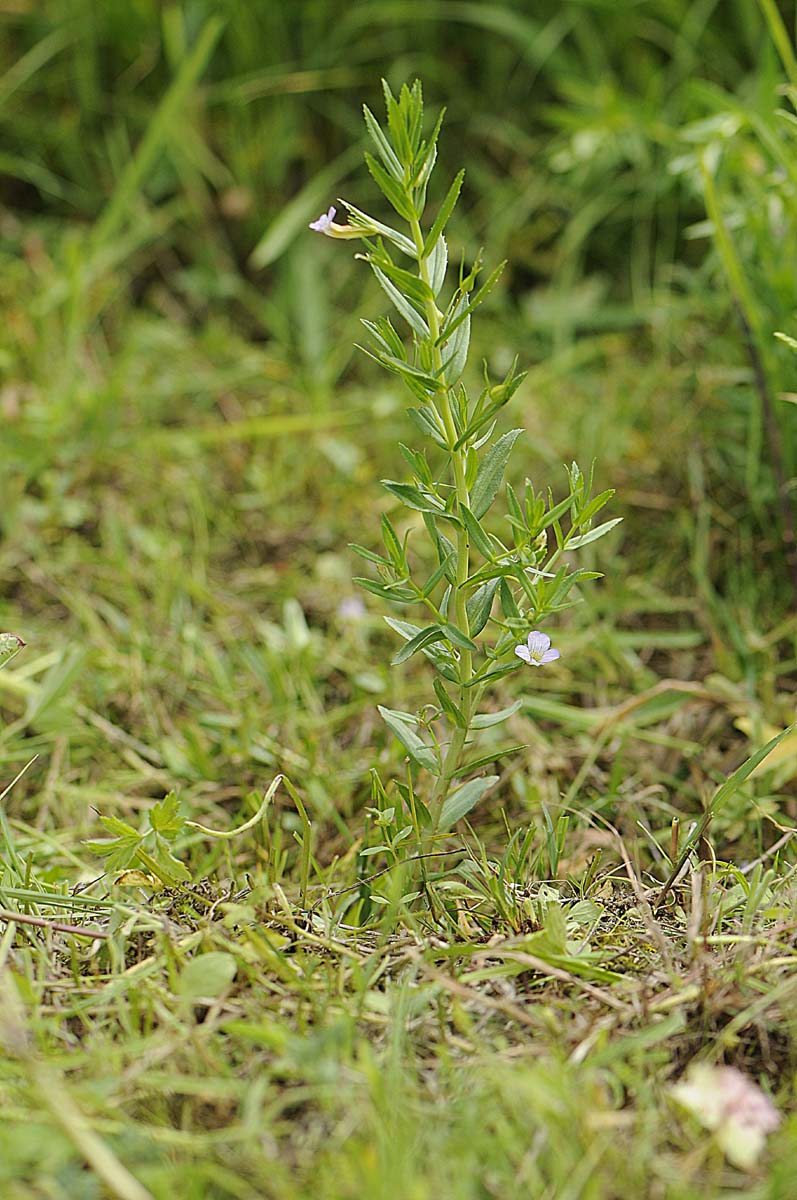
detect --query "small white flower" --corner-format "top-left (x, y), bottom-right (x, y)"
top-left (514, 630), bottom-right (560, 666)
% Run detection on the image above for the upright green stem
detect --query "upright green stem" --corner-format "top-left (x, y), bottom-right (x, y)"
top-left (410, 216), bottom-right (474, 826)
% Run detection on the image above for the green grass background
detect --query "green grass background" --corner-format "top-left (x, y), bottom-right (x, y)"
top-left (1, 2), bottom-right (797, 1197)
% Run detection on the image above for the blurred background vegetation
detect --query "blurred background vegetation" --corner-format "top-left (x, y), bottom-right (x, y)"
top-left (0, 0), bottom-right (796, 846)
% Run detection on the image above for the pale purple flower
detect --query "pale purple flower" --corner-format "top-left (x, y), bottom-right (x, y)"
top-left (514, 630), bottom-right (560, 667)
top-left (309, 206), bottom-right (336, 234)
top-left (337, 595), bottom-right (366, 622)
top-left (308, 205), bottom-right (378, 241)
top-left (671, 1064), bottom-right (780, 1170)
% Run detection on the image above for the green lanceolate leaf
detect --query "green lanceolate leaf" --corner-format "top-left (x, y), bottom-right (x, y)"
top-left (574, 488), bottom-right (615, 528)
top-left (565, 517), bottom-right (623, 550)
top-left (364, 152), bottom-right (416, 221)
top-left (411, 105), bottom-right (445, 190)
top-left (384, 617), bottom-right (430, 643)
top-left (350, 543), bottom-right (391, 567)
top-left (466, 577), bottom-right (500, 636)
top-left (433, 677), bottom-right (467, 729)
top-left (354, 577), bottom-right (416, 603)
top-left (454, 364), bottom-right (526, 447)
top-left (382, 479), bottom-right (445, 513)
top-left (391, 624), bottom-right (447, 665)
top-left (471, 700), bottom-right (522, 728)
top-left (422, 551), bottom-right (456, 597)
top-left (423, 514), bottom-right (458, 585)
top-left (382, 79), bottom-right (410, 162)
top-left (439, 260), bottom-right (506, 343)
top-left (499, 578), bottom-right (520, 619)
top-left (428, 235), bottom-right (448, 296)
top-left (368, 255), bottom-right (435, 308)
top-left (381, 513), bottom-right (406, 566)
top-left (465, 660), bottom-right (522, 687)
top-left (505, 482), bottom-right (524, 527)
top-left (459, 504), bottom-right (497, 559)
top-left (406, 404), bottom-right (447, 446)
top-left (532, 491), bottom-right (577, 536)
top-left (385, 618), bottom-right (459, 681)
top-left (373, 353), bottom-right (444, 396)
top-left (470, 429), bottom-right (524, 519)
top-left (442, 299), bottom-right (470, 385)
top-left (444, 622), bottom-right (478, 652)
top-left (371, 266), bottom-right (430, 339)
top-left (399, 442), bottom-right (433, 485)
top-left (361, 317), bottom-right (405, 359)
top-left (377, 705), bottom-right (439, 773)
top-left (423, 168), bottom-right (464, 257)
top-left (362, 104), bottom-right (403, 180)
top-left (438, 775), bottom-right (499, 830)
top-left (462, 745), bottom-right (526, 773)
